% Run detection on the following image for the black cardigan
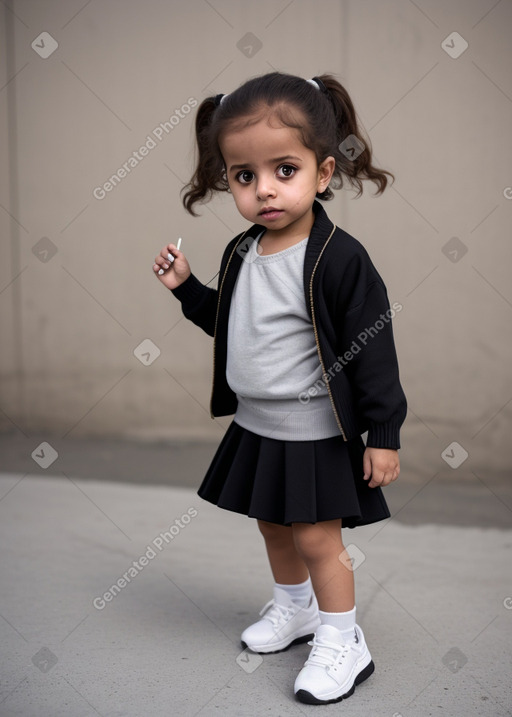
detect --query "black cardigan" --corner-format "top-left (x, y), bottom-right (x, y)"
top-left (172, 201), bottom-right (407, 449)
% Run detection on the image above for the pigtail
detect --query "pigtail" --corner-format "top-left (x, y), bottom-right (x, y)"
top-left (181, 97), bottom-right (228, 216)
top-left (318, 74), bottom-right (394, 198)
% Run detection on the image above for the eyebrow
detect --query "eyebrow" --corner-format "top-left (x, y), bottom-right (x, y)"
top-left (228, 155), bottom-right (303, 172)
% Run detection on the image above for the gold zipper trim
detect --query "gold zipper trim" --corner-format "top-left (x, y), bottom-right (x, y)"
top-left (309, 224), bottom-right (347, 441)
top-left (210, 230), bottom-right (250, 418)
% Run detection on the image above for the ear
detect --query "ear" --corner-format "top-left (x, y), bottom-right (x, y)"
top-left (317, 156), bottom-right (335, 193)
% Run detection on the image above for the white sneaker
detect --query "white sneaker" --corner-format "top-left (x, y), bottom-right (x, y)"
top-left (241, 586), bottom-right (320, 654)
top-left (294, 624), bottom-right (374, 704)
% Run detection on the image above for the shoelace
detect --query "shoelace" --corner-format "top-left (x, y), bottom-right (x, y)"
top-left (304, 635), bottom-right (351, 668)
top-left (259, 599), bottom-right (297, 628)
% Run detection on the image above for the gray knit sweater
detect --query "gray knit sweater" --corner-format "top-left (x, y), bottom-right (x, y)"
top-left (226, 235), bottom-right (340, 441)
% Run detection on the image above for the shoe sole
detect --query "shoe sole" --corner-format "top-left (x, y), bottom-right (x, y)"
top-left (241, 632), bottom-right (314, 655)
top-left (295, 659), bottom-right (375, 705)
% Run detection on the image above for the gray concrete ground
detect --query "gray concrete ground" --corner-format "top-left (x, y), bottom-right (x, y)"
top-left (0, 431), bottom-right (511, 716)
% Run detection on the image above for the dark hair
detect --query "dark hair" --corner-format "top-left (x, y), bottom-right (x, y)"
top-left (182, 71), bottom-right (394, 216)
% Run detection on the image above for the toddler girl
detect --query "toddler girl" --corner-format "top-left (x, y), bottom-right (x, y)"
top-left (153, 72), bottom-right (406, 705)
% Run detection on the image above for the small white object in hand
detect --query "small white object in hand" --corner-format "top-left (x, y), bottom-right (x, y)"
top-left (158, 238), bottom-right (182, 275)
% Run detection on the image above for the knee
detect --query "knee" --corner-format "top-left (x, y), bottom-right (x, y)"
top-left (292, 524), bottom-right (336, 563)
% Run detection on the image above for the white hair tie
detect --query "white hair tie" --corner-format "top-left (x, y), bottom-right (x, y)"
top-left (214, 93), bottom-right (228, 107)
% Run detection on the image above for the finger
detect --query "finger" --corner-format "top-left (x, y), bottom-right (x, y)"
top-left (369, 470), bottom-right (386, 488)
top-left (155, 251), bottom-right (171, 266)
top-left (362, 452), bottom-right (372, 481)
top-left (374, 470), bottom-right (396, 488)
top-left (159, 246), bottom-right (174, 262)
top-left (165, 247), bottom-right (180, 265)
top-left (153, 260), bottom-right (170, 276)
top-left (166, 243), bottom-right (180, 257)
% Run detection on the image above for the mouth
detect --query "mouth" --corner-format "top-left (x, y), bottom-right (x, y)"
top-left (259, 207), bottom-right (283, 220)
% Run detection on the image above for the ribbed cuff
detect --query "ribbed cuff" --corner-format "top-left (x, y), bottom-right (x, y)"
top-left (366, 421), bottom-right (401, 449)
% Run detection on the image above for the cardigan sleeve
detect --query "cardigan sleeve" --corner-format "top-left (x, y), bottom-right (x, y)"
top-left (170, 273), bottom-right (218, 337)
top-left (333, 251), bottom-right (407, 449)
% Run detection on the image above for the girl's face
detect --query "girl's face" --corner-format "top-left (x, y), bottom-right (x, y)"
top-left (219, 114), bottom-right (334, 241)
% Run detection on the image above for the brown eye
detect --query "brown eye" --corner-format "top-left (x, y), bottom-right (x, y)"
top-left (237, 170), bottom-right (254, 184)
top-left (277, 165), bottom-right (296, 178)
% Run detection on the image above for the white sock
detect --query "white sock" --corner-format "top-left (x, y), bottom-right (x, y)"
top-left (319, 606), bottom-right (357, 642)
top-left (275, 577), bottom-right (313, 608)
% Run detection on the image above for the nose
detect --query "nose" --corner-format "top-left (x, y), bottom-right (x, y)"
top-left (256, 173), bottom-right (277, 200)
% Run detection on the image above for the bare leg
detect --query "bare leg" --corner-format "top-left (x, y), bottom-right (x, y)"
top-left (292, 519), bottom-right (354, 612)
top-left (257, 519), bottom-right (310, 584)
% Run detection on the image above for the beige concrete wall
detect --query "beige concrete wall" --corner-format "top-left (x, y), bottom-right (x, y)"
top-left (1, 1), bottom-right (511, 475)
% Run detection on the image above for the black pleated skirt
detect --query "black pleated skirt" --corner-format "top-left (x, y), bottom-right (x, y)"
top-left (197, 421), bottom-right (390, 527)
